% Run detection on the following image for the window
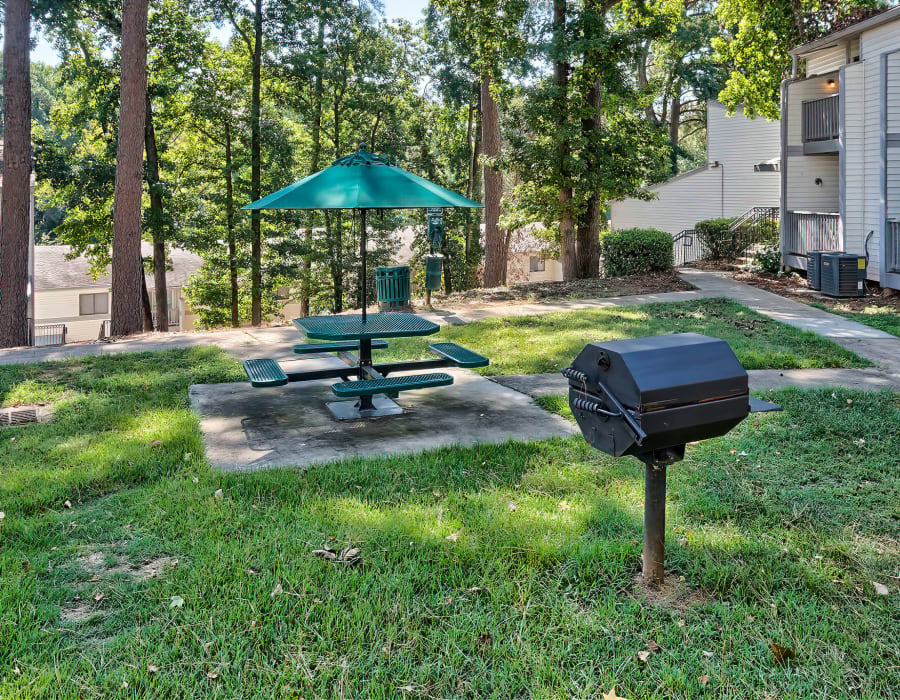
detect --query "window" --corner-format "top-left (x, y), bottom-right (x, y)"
top-left (529, 256), bottom-right (546, 273)
top-left (79, 292), bottom-right (108, 316)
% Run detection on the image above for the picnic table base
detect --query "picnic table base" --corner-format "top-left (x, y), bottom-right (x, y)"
top-left (326, 396), bottom-right (405, 420)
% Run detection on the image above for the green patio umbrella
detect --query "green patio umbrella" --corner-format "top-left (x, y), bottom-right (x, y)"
top-left (242, 144), bottom-right (482, 320)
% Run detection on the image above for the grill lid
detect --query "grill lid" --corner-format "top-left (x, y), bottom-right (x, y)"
top-left (568, 333), bottom-right (748, 411)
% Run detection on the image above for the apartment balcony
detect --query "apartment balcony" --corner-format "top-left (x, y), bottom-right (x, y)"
top-left (801, 94), bottom-right (840, 154)
top-left (888, 220), bottom-right (900, 273)
top-left (784, 211), bottom-right (840, 259)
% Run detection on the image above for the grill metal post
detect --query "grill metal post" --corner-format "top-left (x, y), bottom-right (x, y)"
top-left (642, 464), bottom-right (667, 584)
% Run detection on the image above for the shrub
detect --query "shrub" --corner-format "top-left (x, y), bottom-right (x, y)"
top-left (599, 228), bottom-right (674, 277)
top-left (695, 217), bottom-right (742, 260)
top-left (754, 244), bottom-right (782, 274)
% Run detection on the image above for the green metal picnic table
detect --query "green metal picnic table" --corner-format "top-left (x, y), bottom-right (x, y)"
top-left (242, 312), bottom-right (489, 420)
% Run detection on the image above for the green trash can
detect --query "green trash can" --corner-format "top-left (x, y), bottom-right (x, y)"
top-left (424, 255), bottom-right (443, 292)
top-left (376, 265), bottom-right (411, 310)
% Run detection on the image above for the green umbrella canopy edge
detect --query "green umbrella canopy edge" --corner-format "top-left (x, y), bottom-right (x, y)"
top-left (241, 147), bottom-right (483, 211)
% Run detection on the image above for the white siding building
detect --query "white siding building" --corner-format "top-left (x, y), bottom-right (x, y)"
top-left (609, 102), bottom-right (781, 236)
top-left (33, 244), bottom-right (202, 344)
top-left (781, 6), bottom-right (900, 290)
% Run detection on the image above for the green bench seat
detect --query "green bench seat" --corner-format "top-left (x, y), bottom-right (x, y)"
top-left (294, 340), bottom-right (388, 355)
top-left (428, 342), bottom-right (489, 368)
top-left (242, 358), bottom-right (288, 387)
top-left (331, 373), bottom-right (454, 397)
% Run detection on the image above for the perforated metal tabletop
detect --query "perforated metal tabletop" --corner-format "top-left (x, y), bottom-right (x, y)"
top-left (294, 313), bottom-right (440, 340)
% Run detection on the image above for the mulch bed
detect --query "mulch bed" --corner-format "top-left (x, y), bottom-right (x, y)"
top-left (419, 272), bottom-right (694, 309)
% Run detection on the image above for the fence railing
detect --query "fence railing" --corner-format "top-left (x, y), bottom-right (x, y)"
top-left (33, 323), bottom-right (67, 347)
top-left (672, 206), bottom-right (780, 267)
top-left (888, 220), bottom-right (900, 273)
top-left (672, 230), bottom-right (700, 266)
top-left (802, 94), bottom-right (840, 143)
top-left (785, 211), bottom-right (840, 257)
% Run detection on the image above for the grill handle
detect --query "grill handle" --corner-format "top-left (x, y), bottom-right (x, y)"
top-left (563, 367), bottom-right (648, 446)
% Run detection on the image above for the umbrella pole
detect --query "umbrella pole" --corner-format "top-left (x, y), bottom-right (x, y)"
top-left (360, 208), bottom-right (367, 322)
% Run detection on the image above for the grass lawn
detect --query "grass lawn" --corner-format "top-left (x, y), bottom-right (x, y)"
top-left (808, 301), bottom-right (900, 338)
top-left (1, 349), bottom-right (898, 698)
top-left (384, 298), bottom-right (869, 375)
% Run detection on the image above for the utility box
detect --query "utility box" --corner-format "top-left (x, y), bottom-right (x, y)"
top-left (807, 250), bottom-right (837, 291)
top-left (820, 252), bottom-right (866, 297)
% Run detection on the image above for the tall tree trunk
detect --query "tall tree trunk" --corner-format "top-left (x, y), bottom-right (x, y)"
top-left (141, 268), bottom-right (154, 331)
top-left (144, 94), bottom-right (168, 332)
top-left (553, 0), bottom-right (576, 281)
top-left (669, 92), bottom-right (681, 147)
top-left (330, 99), bottom-right (343, 312)
top-left (0, 0), bottom-right (32, 348)
top-left (249, 0), bottom-right (263, 326)
top-left (575, 2), bottom-right (603, 279)
top-left (301, 19), bottom-right (326, 318)
top-left (111, 0), bottom-right (149, 337)
top-left (224, 121), bottom-right (239, 327)
top-left (480, 75), bottom-right (504, 288)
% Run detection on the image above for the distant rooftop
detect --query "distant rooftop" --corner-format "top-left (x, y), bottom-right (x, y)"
top-left (34, 244), bottom-right (202, 291)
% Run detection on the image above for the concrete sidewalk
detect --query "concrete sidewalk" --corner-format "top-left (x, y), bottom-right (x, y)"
top-left (2, 268), bottom-right (899, 378)
top-left (494, 366), bottom-right (900, 398)
top-left (677, 269), bottom-right (900, 373)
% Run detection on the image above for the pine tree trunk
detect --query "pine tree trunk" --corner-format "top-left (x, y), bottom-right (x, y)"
top-left (669, 93), bottom-right (681, 147)
top-left (553, 0), bottom-right (576, 281)
top-left (144, 94), bottom-right (168, 332)
top-left (111, 0), bottom-right (149, 337)
top-left (575, 73), bottom-right (603, 280)
top-left (481, 75), bottom-right (504, 288)
top-left (0, 0), bottom-right (32, 348)
top-left (249, 0), bottom-right (263, 326)
top-left (575, 2), bottom-right (603, 280)
top-left (224, 121), bottom-right (239, 327)
top-left (141, 268), bottom-right (154, 331)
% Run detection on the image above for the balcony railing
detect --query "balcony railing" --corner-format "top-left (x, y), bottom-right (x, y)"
top-left (785, 211), bottom-right (840, 257)
top-left (802, 94), bottom-right (840, 143)
top-left (32, 323), bottom-right (67, 347)
top-left (888, 220), bottom-right (900, 273)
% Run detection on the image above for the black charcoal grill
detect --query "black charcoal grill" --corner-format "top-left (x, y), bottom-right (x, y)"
top-left (562, 333), bottom-right (779, 583)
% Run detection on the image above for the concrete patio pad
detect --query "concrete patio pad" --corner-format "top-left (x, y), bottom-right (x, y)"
top-left (190, 367), bottom-right (578, 472)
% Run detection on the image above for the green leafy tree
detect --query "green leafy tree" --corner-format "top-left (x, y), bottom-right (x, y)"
top-left (715, 0), bottom-right (886, 120)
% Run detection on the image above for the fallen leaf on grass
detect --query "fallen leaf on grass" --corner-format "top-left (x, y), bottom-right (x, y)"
top-left (271, 584), bottom-right (283, 598)
top-left (637, 650), bottom-right (651, 663)
top-left (646, 640), bottom-right (660, 652)
top-left (169, 595), bottom-right (184, 609)
top-left (769, 641), bottom-right (796, 666)
top-left (872, 581), bottom-right (889, 596)
top-left (602, 688), bottom-right (628, 700)
top-left (699, 674), bottom-right (709, 686)
top-left (398, 685), bottom-right (416, 694)
top-left (206, 671), bottom-right (219, 680)
top-left (312, 545), bottom-right (361, 565)
top-left (148, 440), bottom-right (162, 447)
top-left (213, 489), bottom-right (223, 500)
top-left (147, 664), bottom-right (158, 674)
top-left (507, 501), bottom-right (517, 512)
top-left (702, 650), bottom-right (714, 658)
top-left (94, 592), bottom-right (104, 603)
top-left (64, 500), bottom-right (72, 509)
top-left (445, 531), bottom-right (461, 543)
